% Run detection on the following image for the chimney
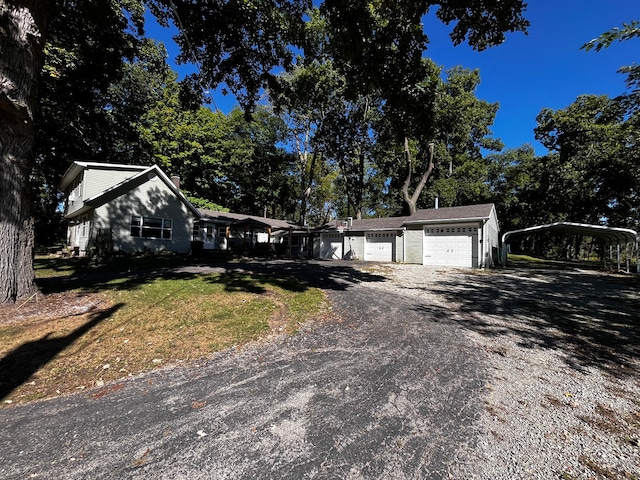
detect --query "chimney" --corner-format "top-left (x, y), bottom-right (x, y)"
top-left (435, 197), bottom-right (439, 209)
top-left (171, 175), bottom-right (180, 190)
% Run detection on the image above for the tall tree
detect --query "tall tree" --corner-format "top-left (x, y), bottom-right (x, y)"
top-left (1, 0), bottom-right (147, 302)
top-left (1, 1), bottom-right (52, 303)
top-left (1, 0), bottom-right (528, 303)
top-left (535, 95), bottom-right (637, 228)
top-left (270, 57), bottom-right (343, 225)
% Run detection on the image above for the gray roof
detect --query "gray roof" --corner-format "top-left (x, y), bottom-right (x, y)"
top-left (320, 204), bottom-right (496, 233)
top-left (198, 209), bottom-right (299, 230)
top-left (405, 203), bottom-right (496, 223)
top-left (349, 216), bottom-right (410, 230)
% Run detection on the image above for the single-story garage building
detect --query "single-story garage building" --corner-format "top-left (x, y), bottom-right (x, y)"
top-left (315, 203), bottom-right (500, 268)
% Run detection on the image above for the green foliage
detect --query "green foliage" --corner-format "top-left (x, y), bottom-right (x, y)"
top-left (581, 21), bottom-right (640, 52)
top-left (186, 197), bottom-right (228, 212)
top-left (534, 94), bottom-right (637, 229)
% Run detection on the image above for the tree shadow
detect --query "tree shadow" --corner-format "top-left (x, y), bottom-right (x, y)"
top-left (36, 259), bottom-right (388, 296)
top-left (411, 267), bottom-right (640, 378)
top-left (0, 303), bottom-right (124, 401)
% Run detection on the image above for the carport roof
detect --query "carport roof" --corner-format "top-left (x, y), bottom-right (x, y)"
top-left (502, 222), bottom-right (638, 246)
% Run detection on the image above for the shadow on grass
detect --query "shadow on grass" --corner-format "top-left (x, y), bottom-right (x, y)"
top-left (0, 303), bottom-right (124, 401)
top-left (412, 266), bottom-right (640, 378)
top-left (36, 258), bottom-right (387, 296)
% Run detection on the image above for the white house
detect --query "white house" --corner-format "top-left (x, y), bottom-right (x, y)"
top-left (61, 161), bottom-right (200, 255)
top-left (316, 204), bottom-right (500, 268)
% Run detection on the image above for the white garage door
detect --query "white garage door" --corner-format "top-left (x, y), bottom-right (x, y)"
top-left (423, 226), bottom-right (475, 267)
top-left (365, 232), bottom-right (393, 262)
top-left (320, 234), bottom-right (343, 259)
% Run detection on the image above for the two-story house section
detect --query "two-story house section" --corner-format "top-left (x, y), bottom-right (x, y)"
top-left (60, 161), bottom-right (200, 255)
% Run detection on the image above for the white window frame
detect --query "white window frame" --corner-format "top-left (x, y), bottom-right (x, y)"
top-left (130, 215), bottom-right (172, 240)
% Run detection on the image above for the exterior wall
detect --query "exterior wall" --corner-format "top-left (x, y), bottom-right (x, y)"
top-left (91, 177), bottom-right (195, 253)
top-left (395, 233), bottom-right (405, 263)
top-left (65, 171), bottom-right (86, 217)
top-left (317, 232), bottom-right (344, 259)
top-left (482, 211), bottom-right (500, 267)
top-left (83, 167), bottom-right (143, 199)
top-left (65, 166), bottom-right (146, 218)
top-left (404, 226), bottom-right (424, 264)
top-left (66, 213), bottom-right (94, 253)
top-left (343, 233), bottom-right (365, 260)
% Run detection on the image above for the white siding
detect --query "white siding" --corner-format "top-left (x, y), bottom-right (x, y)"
top-left (64, 172), bottom-right (86, 217)
top-left (91, 176), bottom-right (195, 253)
top-left (83, 167), bottom-right (145, 199)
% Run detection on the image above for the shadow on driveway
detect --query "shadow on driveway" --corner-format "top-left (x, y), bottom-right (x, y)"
top-left (411, 267), bottom-right (640, 378)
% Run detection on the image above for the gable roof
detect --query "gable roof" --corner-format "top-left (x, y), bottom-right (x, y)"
top-left (198, 209), bottom-right (299, 230)
top-left (319, 204), bottom-right (497, 233)
top-left (404, 203), bottom-right (496, 224)
top-left (62, 162), bottom-right (200, 219)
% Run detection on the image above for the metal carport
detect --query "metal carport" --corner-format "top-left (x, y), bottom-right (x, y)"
top-left (501, 222), bottom-right (639, 273)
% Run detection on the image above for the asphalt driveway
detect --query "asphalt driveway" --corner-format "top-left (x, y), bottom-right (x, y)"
top-left (0, 261), bottom-right (484, 479)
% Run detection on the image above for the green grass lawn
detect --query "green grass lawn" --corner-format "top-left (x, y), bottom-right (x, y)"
top-left (0, 255), bottom-right (326, 406)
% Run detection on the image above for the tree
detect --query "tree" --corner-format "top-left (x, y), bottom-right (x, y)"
top-left (148, 0), bottom-right (311, 113)
top-left (270, 57), bottom-right (344, 225)
top-left (1, 0), bottom-right (529, 303)
top-left (534, 95), bottom-right (635, 226)
top-left (1, 0), bottom-right (148, 302)
top-left (582, 21), bottom-right (640, 115)
top-left (1, 1), bottom-right (54, 303)
top-left (375, 66), bottom-right (501, 214)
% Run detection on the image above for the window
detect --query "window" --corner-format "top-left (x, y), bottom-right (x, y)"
top-left (218, 227), bottom-right (227, 238)
top-left (130, 216), bottom-right (172, 239)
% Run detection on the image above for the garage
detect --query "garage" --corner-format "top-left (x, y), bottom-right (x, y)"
top-left (423, 225), bottom-right (477, 267)
top-left (364, 232), bottom-right (394, 262)
top-left (319, 232), bottom-right (343, 259)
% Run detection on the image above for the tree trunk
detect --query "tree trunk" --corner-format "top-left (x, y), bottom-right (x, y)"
top-left (402, 139), bottom-right (435, 215)
top-left (0, 1), bottom-right (50, 303)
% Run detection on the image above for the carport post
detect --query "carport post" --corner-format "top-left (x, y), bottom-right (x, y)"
top-left (617, 244), bottom-right (621, 272)
top-left (626, 243), bottom-right (630, 274)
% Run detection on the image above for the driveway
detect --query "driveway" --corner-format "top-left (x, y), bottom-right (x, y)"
top-left (0, 261), bottom-right (484, 479)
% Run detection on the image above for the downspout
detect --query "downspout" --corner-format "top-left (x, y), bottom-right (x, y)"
top-left (402, 226), bottom-right (406, 263)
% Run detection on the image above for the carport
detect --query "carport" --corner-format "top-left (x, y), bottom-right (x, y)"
top-left (501, 222), bottom-right (639, 273)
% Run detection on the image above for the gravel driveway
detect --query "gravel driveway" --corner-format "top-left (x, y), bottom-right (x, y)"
top-left (0, 260), bottom-right (638, 479)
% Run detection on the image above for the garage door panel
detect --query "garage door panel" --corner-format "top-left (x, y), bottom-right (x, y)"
top-left (423, 226), bottom-right (475, 267)
top-left (365, 233), bottom-right (393, 262)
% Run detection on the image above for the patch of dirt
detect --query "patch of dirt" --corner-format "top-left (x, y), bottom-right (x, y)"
top-left (0, 292), bottom-right (106, 327)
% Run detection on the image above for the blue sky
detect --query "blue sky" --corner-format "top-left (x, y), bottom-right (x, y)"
top-left (146, 1), bottom-right (637, 156)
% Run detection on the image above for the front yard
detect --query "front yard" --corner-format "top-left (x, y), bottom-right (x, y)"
top-left (0, 255), bottom-right (327, 405)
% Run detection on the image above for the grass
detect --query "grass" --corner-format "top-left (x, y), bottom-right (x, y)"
top-left (0, 255), bottom-right (326, 406)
